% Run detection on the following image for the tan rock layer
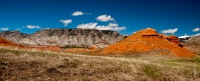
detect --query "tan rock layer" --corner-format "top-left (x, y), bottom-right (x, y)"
top-left (0, 37), bottom-right (25, 47)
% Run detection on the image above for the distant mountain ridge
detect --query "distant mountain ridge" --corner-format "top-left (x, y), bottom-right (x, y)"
top-left (178, 35), bottom-right (200, 44)
top-left (181, 35), bottom-right (200, 55)
top-left (185, 35), bottom-right (200, 45)
top-left (0, 30), bottom-right (29, 43)
top-left (0, 28), bottom-right (127, 47)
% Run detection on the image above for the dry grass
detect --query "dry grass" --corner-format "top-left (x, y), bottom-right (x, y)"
top-left (0, 47), bottom-right (200, 81)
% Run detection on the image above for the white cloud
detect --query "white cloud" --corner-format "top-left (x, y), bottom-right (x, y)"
top-left (77, 22), bottom-right (97, 29)
top-left (96, 14), bottom-right (114, 22)
top-left (161, 28), bottom-right (178, 34)
top-left (85, 13), bottom-right (92, 15)
top-left (179, 33), bottom-right (200, 38)
top-left (77, 22), bottom-right (126, 31)
top-left (60, 19), bottom-right (72, 26)
top-left (72, 11), bottom-right (92, 16)
top-left (26, 25), bottom-right (40, 29)
top-left (192, 27), bottom-right (200, 32)
top-left (96, 23), bottom-right (126, 31)
top-left (178, 34), bottom-right (190, 38)
top-left (0, 27), bottom-right (9, 31)
top-left (72, 11), bottom-right (84, 16)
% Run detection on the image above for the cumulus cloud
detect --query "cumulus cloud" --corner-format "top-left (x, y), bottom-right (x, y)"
top-left (178, 34), bottom-right (190, 38)
top-left (77, 22), bottom-right (126, 31)
top-left (179, 33), bottom-right (200, 38)
top-left (192, 27), bottom-right (200, 32)
top-left (96, 23), bottom-right (126, 31)
top-left (26, 25), bottom-right (40, 29)
top-left (72, 11), bottom-right (92, 16)
top-left (96, 14), bottom-right (114, 22)
top-left (60, 19), bottom-right (72, 26)
top-left (77, 22), bottom-right (97, 29)
top-left (72, 11), bottom-right (84, 16)
top-left (161, 28), bottom-right (178, 34)
top-left (0, 27), bottom-right (9, 31)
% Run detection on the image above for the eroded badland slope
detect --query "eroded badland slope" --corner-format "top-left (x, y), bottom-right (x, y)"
top-left (0, 37), bottom-right (25, 47)
top-left (100, 28), bottom-right (195, 57)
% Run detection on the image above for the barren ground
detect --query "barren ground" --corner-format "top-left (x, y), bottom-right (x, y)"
top-left (0, 46), bottom-right (200, 81)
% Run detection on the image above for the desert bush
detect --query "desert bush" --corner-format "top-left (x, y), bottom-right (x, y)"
top-left (59, 58), bottom-right (83, 68)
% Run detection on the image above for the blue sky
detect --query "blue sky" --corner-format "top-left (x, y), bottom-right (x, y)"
top-left (0, 0), bottom-right (200, 37)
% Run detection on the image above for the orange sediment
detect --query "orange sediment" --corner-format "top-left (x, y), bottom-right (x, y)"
top-left (29, 46), bottom-right (61, 51)
top-left (100, 28), bottom-right (195, 57)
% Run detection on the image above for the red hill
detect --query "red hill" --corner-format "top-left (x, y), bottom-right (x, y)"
top-left (99, 28), bottom-right (195, 57)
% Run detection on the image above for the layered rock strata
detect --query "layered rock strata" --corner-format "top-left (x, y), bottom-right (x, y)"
top-left (0, 29), bottom-right (126, 47)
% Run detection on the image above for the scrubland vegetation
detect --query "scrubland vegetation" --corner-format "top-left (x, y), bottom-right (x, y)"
top-left (0, 46), bottom-right (200, 81)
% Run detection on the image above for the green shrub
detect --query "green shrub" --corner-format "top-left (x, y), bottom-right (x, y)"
top-left (192, 56), bottom-right (200, 63)
top-left (61, 58), bottom-right (82, 68)
top-left (0, 48), bottom-right (8, 54)
top-left (141, 64), bottom-right (161, 78)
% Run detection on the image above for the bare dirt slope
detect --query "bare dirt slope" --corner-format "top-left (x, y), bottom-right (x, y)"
top-left (100, 28), bottom-right (195, 57)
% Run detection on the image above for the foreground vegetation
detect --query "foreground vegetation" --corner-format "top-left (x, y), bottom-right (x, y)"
top-left (0, 47), bottom-right (200, 81)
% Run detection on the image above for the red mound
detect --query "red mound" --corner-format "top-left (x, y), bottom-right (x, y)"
top-left (0, 37), bottom-right (25, 47)
top-left (100, 28), bottom-right (195, 57)
top-left (89, 45), bottom-right (99, 51)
